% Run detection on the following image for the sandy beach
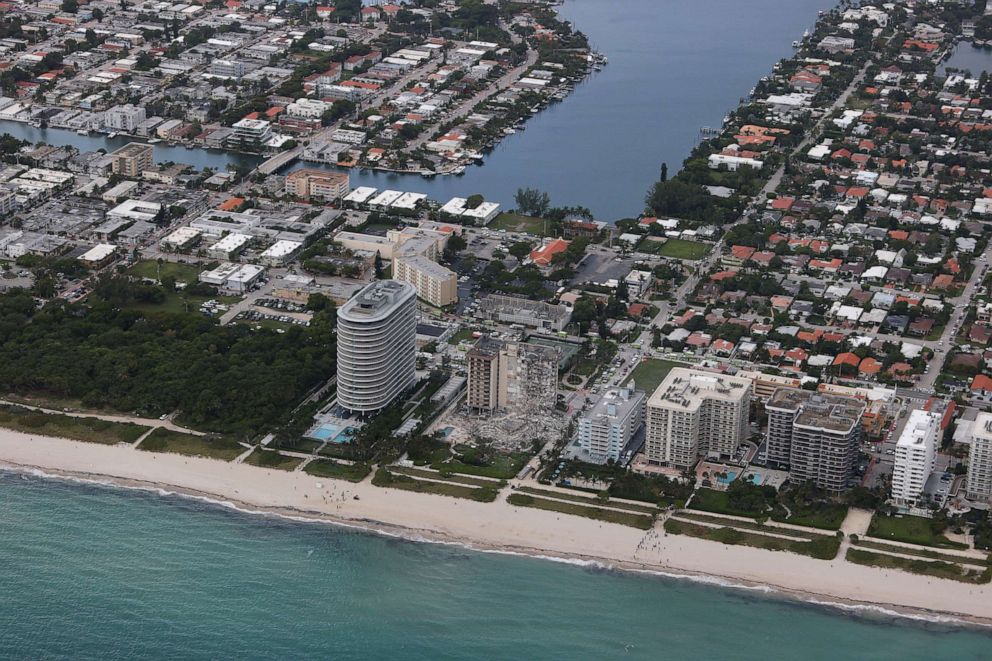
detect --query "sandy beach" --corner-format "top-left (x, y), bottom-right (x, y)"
top-left (2, 429), bottom-right (990, 625)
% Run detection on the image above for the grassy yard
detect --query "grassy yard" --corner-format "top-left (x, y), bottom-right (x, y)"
top-left (852, 538), bottom-right (989, 566)
top-left (448, 328), bottom-right (478, 345)
top-left (622, 359), bottom-right (683, 394)
top-left (507, 493), bottom-right (655, 529)
top-left (867, 513), bottom-right (968, 549)
top-left (390, 465), bottom-right (502, 488)
top-left (490, 212), bottom-right (551, 236)
top-left (128, 260), bottom-right (203, 283)
top-left (126, 292), bottom-right (242, 317)
top-left (664, 519), bottom-right (841, 560)
top-left (771, 502), bottom-right (848, 531)
top-left (138, 428), bottom-right (243, 461)
top-left (689, 488), bottom-right (766, 518)
top-left (303, 459), bottom-right (371, 482)
top-left (846, 549), bottom-right (990, 584)
top-left (431, 452), bottom-right (529, 480)
top-left (675, 513), bottom-right (817, 539)
top-left (516, 486), bottom-right (659, 515)
top-left (244, 448), bottom-right (304, 471)
top-left (0, 405), bottom-right (149, 445)
top-left (656, 239), bottom-right (711, 260)
top-left (372, 468), bottom-right (498, 502)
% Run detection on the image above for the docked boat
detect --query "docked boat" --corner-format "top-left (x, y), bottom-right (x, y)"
top-left (76, 128), bottom-right (90, 136)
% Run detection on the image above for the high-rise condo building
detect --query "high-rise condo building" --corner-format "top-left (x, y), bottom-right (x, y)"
top-left (336, 280), bottom-right (416, 414)
top-left (645, 368), bottom-right (752, 468)
top-left (465, 336), bottom-right (558, 414)
top-left (765, 388), bottom-right (865, 493)
top-left (110, 143), bottom-right (153, 178)
top-left (891, 409), bottom-right (940, 505)
top-left (577, 385), bottom-right (646, 464)
top-left (967, 412), bottom-right (992, 503)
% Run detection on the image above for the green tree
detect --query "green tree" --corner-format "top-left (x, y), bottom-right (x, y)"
top-left (514, 187), bottom-right (550, 216)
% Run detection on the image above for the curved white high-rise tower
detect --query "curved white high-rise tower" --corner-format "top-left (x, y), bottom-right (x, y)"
top-left (336, 280), bottom-right (417, 414)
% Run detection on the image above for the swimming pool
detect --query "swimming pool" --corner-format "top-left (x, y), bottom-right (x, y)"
top-left (307, 423), bottom-right (354, 443)
top-left (746, 473), bottom-right (763, 485)
top-left (716, 471), bottom-right (737, 485)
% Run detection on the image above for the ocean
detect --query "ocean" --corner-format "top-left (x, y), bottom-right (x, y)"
top-left (1, 471), bottom-right (991, 659)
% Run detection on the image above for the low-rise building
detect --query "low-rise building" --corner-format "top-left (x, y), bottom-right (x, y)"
top-left (393, 255), bottom-right (457, 307)
top-left (110, 142), bottom-right (153, 177)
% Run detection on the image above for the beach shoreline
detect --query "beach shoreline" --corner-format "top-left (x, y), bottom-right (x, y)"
top-left (2, 429), bottom-right (991, 628)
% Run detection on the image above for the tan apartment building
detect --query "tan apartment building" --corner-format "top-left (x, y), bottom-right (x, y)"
top-left (285, 168), bottom-right (351, 201)
top-left (393, 255), bottom-right (457, 307)
top-left (645, 368), bottom-right (752, 469)
top-left (110, 142), bottom-right (153, 178)
top-left (466, 336), bottom-right (558, 414)
top-left (466, 336), bottom-right (507, 412)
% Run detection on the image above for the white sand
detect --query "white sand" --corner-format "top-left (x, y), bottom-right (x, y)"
top-left (2, 429), bottom-right (991, 624)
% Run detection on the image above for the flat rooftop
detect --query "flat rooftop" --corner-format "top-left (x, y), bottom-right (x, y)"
top-left (648, 367), bottom-right (751, 411)
top-left (338, 279), bottom-right (415, 322)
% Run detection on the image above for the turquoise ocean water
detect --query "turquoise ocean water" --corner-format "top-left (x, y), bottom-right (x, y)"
top-left (1, 471), bottom-right (991, 659)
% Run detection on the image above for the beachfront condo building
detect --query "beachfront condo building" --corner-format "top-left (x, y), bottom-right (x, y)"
top-left (466, 336), bottom-right (507, 412)
top-left (765, 388), bottom-right (865, 493)
top-left (336, 280), bottom-right (417, 415)
top-left (891, 409), bottom-right (940, 505)
top-left (967, 413), bottom-right (992, 502)
top-left (577, 385), bottom-right (646, 464)
top-left (110, 142), bottom-right (153, 178)
top-left (465, 336), bottom-right (558, 414)
top-left (644, 368), bottom-right (752, 469)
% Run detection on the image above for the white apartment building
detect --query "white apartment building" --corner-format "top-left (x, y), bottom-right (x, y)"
top-left (645, 368), bottom-right (752, 468)
top-left (336, 280), bottom-right (417, 414)
top-left (230, 118), bottom-right (272, 145)
top-left (210, 59), bottom-right (246, 78)
top-left (577, 386), bottom-right (646, 464)
top-left (393, 255), bottom-right (457, 307)
top-left (891, 409), bottom-right (940, 505)
top-left (287, 98), bottom-right (329, 119)
top-left (967, 412), bottom-right (992, 503)
top-left (104, 104), bottom-right (146, 132)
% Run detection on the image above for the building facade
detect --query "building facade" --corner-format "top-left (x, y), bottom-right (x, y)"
top-left (104, 104), bottom-right (146, 132)
top-left (393, 255), bottom-right (457, 307)
top-left (645, 368), bottom-right (752, 469)
top-left (577, 386), bottom-right (646, 464)
top-left (766, 388), bottom-right (866, 493)
top-left (967, 412), bottom-right (992, 502)
top-left (336, 280), bottom-right (417, 414)
top-left (465, 336), bottom-right (558, 414)
top-left (891, 409), bottom-right (940, 505)
top-left (284, 168), bottom-right (350, 201)
top-left (110, 142), bottom-right (153, 178)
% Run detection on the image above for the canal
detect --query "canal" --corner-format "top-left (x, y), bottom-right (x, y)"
top-left (0, 0), bottom-right (833, 220)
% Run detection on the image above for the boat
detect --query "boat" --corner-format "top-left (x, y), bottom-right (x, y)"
top-left (793, 40), bottom-right (801, 48)
top-left (148, 138), bottom-right (162, 144)
top-left (76, 128), bottom-right (90, 135)
top-left (453, 165), bottom-right (465, 175)
top-left (106, 132), bottom-right (118, 139)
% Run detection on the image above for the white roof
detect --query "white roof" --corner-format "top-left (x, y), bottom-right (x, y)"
top-left (79, 243), bottom-right (116, 262)
top-left (344, 186), bottom-right (377, 203)
top-left (261, 240), bottom-right (302, 259)
top-left (368, 189), bottom-right (403, 207)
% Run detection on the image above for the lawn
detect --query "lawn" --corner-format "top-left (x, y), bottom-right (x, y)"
top-left (127, 292), bottom-right (242, 317)
top-left (664, 519), bottom-right (840, 560)
top-left (689, 488), bottom-right (766, 518)
top-left (489, 212), bottom-right (552, 236)
top-left (867, 513), bottom-right (968, 549)
top-left (431, 452), bottom-right (529, 480)
top-left (516, 486), bottom-right (659, 514)
top-left (448, 327), bottom-right (478, 345)
top-left (622, 359), bottom-right (683, 394)
top-left (303, 459), bottom-right (371, 482)
top-left (675, 513), bottom-right (816, 539)
top-left (138, 428), bottom-right (244, 461)
top-left (771, 502), bottom-right (848, 531)
top-left (390, 465), bottom-right (501, 488)
top-left (656, 239), bottom-right (711, 260)
top-left (846, 549), bottom-right (990, 584)
top-left (128, 260), bottom-right (203, 283)
top-left (507, 493), bottom-right (654, 529)
top-left (244, 448), bottom-right (304, 471)
top-left (372, 468), bottom-right (498, 501)
top-left (0, 405), bottom-right (149, 445)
